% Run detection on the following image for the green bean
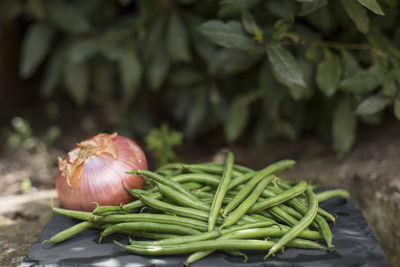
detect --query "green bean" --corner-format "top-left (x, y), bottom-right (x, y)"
top-left (268, 206), bottom-right (299, 227)
top-left (316, 189), bottom-right (350, 202)
top-left (267, 185), bottom-right (335, 223)
top-left (193, 185), bottom-right (213, 193)
top-left (284, 196), bottom-right (334, 248)
top-left (180, 163), bottom-right (243, 178)
top-left (92, 205), bottom-right (130, 216)
top-left (101, 222), bottom-right (201, 239)
top-left (265, 187), bottom-right (318, 258)
top-left (223, 174), bottom-right (274, 216)
top-left (182, 182), bottom-right (203, 191)
top-left (52, 207), bottom-right (94, 221)
top-left (92, 213), bottom-right (208, 232)
top-left (122, 191), bottom-right (163, 212)
top-left (132, 231), bottom-right (222, 246)
top-left (248, 181), bottom-right (308, 213)
top-left (206, 162), bottom-right (254, 173)
top-left (220, 225), bottom-right (320, 240)
top-left (156, 182), bottom-right (210, 211)
top-left (42, 221), bottom-right (95, 246)
top-left (209, 151), bottom-right (234, 231)
top-left (228, 159), bottom-right (295, 190)
top-left (278, 204), bottom-right (319, 228)
top-left (128, 189), bottom-right (214, 222)
top-left (221, 177), bottom-right (272, 228)
top-left (269, 237), bottom-right (328, 250)
top-left (130, 169), bottom-right (198, 201)
top-left (129, 232), bottom-right (181, 241)
top-left (169, 173), bottom-right (221, 186)
top-left (115, 239), bottom-right (275, 256)
top-left (224, 250), bottom-right (248, 262)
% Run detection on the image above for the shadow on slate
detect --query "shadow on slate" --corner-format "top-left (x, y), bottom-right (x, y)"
top-left (20, 189), bottom-right (389, 267)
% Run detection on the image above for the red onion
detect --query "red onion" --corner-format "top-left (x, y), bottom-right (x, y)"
top-left (56, 132), bottom-right (147, 211)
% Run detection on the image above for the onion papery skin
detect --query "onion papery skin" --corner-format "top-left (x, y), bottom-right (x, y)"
top-left (56, 134), bottom-right (147, 211)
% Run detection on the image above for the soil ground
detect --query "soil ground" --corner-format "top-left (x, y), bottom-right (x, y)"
top-left (0, 119), bottom-right (399, 266)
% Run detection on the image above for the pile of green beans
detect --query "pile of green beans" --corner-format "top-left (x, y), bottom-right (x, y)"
top-left (43, 152), bottom-right (350, 265)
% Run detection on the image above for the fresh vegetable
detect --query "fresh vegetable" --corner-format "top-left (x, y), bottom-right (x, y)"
top-left (56, 132), bottom-right (147, 211)
top-left (46, 151), bottom-right (350, 265)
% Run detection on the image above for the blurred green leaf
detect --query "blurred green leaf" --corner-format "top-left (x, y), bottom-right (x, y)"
top-left (168, 68), bottom-right (203, 86)
top-left (339, 68), bottom-right (382, 94)
top-left (305, 45), bottom-right (322, 63)
top-left (340, 49), bottom-right (360, 77)
top-left (119, 45), bottom-right (142, 103)
top-left (332, 97), bottom-right (356, 156)
top-left (355, 95), bottom-right (391, 115)
top-left (69, 39), bottom-right (98, 64)
top-left (340, 0), bottom-right (369, 33)
top-left (46, 0), bottom-right (90, 33)
top-left (218, 0), bottom-right (261, 17)
top-left (225, 90), bottom-right (263, 142)
top-left (20, 178), bottom-right (32, 194)
top-left (20, 23), bottom-right (55, 78)
top-left (298, 0), bottom-right (327, 16)
top-left (147, 45), bottom-right (171, 90)
top-left (241, 11), bottom-right (263, 42)
top-left (198, 20), bottom-right (258, 50)
top-left (271, 20), bottom-right (290, 40)
top-left (394, 99), bottom-right (400, 121)
top-left (11, 117), bottom-right (32, 138)
top-left (367, 27), bottom-right (400, 60)
top-left (93, 63), bottom-right (113, 102)
top-left (266, 44), bottom-right (306, 87)
top-left (357, 0), bottom-right (384, 15)
top-left (185, 87), bottom-right (207, 137)
top-left (41, 47), bottom-right (65, 97)
top-left (64, 62), bottom-right (89, 105)
top-left (211, 49), bottom-right (263, 75)
top-left (145, 124), bottom-right (183, 167)
top-left (383, 69), bottom-right (398, 97)
top-left (316, 49), bottom-right (342, 97)
top-left (167, 13), bottom-right (191, 62)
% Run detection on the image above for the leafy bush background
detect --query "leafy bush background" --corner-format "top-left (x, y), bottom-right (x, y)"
top-left (6, 0), bottom-right (400, 154)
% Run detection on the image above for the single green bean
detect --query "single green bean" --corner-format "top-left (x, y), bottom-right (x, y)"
top-left (209, 151), bottom-right (234, 231)
top-left (52, 207), bottom-right (94, 221)
top-left (129, 232), bottom-right (181, 240)
top-left (221, 177), bottom-right (272, 228)
top-left (101, 222), bottom-right (201, 239)
top-left (316, 189), bottom-right (350, 202)
top-left (115, 239), bottom-right (275, 256)
top-left (269, 237), bottom-right (327, 250)
top-left (265, 187), bottom-right (318, 258)
top-left (42, 221), bottom-right (95, 246)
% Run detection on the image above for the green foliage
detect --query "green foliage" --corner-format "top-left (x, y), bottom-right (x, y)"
top-left (145, 124), bottom-right (183, 167)
top-left (11, 0), bottom-right (400, 155)
top-left (3, 117), bottom-right (60, 151)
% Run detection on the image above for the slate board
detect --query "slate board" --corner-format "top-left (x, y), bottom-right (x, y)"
top-left (20, 192), bottom-right (389, 267)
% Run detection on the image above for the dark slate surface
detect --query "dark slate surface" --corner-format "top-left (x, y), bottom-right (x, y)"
top-left (20, 191), bottom-right (389, 267)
